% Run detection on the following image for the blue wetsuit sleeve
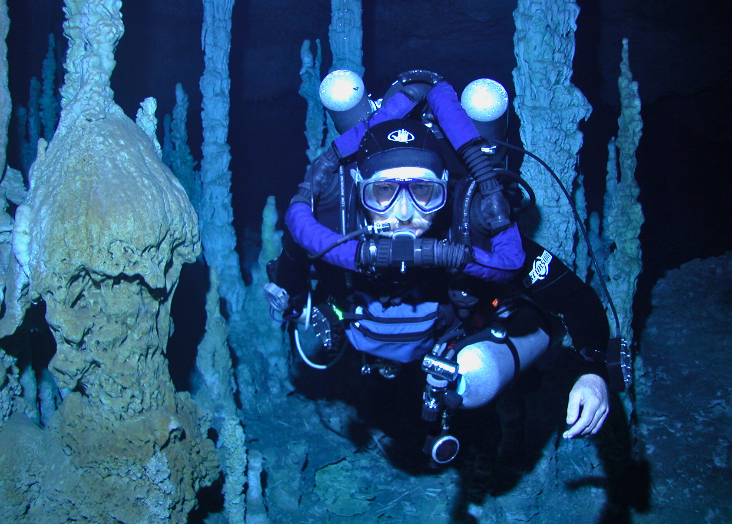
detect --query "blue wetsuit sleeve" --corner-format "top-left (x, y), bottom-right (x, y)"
top-left (461, 224), bottom-right (525, 282)
top-left (285, 202), bottom-right (359, 271)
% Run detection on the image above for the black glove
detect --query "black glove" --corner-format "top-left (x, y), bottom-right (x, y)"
top-left (290, 146), bottom-right (340, 207)
top-left (358, 235), bottom-right (473, 272)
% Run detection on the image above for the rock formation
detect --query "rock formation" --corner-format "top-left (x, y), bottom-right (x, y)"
top-left (0, 1), bottom-right (219, 521)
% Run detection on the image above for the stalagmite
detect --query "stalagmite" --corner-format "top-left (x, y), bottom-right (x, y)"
top-left (40, 34), bottom-right (59, 142)
top-left (135, 96), bottom-right (162, 158)
top-left (222, 416), bottom-right (247, 524)
top-left (601, 38), bottom-right (644, 341)
top-left (0, 0), bottom-right (9, 173)
top-left (0, 1), bottom-right (219, 521)
top-left (194, 265), bottom-right (237, 430)
top-left (246, 449), bottom-right (271, 524)
top-left (165, 83), bottom-right (199, 208)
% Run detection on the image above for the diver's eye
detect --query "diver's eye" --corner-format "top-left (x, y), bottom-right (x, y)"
top-left (409, 183), bottom-right (434, 202)
top-left (372, 182), bottom-right (399, 203)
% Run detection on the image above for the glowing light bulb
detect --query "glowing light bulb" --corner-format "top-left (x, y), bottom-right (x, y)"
top-left (319, 70), bottom-right (365, 112)
top-left (461, 79), bottom-right (509, 122)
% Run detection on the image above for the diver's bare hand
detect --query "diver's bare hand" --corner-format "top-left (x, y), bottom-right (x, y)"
top-left (563, 373), bottom-right (609, 439)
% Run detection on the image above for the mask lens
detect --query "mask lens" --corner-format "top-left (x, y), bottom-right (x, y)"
top-left (362, 181), bottom-right (399, 213)
top-left (408, 182), bottom-right (437, 209)
top-left (371, 182), bottom-right (399, 208)
top-left (361, 178), bottom-right (446, 214)
top-left (408, 180), bottom-right (446, 212)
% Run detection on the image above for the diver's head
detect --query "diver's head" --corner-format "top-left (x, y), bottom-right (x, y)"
top-left (354, 119), bottom-right (447, 237)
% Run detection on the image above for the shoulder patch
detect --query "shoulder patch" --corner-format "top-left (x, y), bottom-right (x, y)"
top-left (523, 250), bottom-right (553, 287)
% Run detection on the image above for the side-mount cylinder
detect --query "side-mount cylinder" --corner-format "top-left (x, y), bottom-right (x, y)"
top-left (455, 304), bottom-right (551, 408)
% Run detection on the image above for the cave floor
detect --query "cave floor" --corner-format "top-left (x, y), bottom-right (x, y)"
top-left (219, 254), bottom-right (732, 524)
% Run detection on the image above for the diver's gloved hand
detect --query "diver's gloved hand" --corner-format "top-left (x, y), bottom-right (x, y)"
top-left (290, 145), bottom-right (340, 207)
top-left (358, 235), bottom-right (473, 272)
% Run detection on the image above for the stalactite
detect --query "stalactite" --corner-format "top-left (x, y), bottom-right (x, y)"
top-left (328, 0), bottom-right (363, 76)
top-left (40, 34), bottom-right (59, 143)
top-left (299, 0), bottom-right (365, 161)
top-left (325, 0), bottom-right (364, 145)
top-left (512, 0), bottom-right (591, 266)
top-left (299, 39), bottom-right (326, 163)
top-left (573, 173), bottom-right (590, 281)
top-left (199, 0), bottom-right (248, 338)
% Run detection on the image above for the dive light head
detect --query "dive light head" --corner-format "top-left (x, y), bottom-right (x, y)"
top-left (319, 69), bottom-right (375, 134)
top-left (461, 78), bottom-right (509, 155)
top-left (461, 78), bottom-right (509, 122)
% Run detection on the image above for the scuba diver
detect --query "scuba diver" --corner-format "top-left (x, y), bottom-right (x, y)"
top-left (267, 70), bottom-right (629, 467)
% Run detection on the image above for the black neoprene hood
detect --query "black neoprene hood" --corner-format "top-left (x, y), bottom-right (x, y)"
top-left (357, 119), bottom-right (445, 179)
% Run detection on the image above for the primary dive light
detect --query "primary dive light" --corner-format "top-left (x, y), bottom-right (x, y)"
top-left (461, 78), bottom-right (509, 122)
top-left (461, 78), bottom-right (509, 153)
top-left (319, 70), bottom-right (364, 111)
top-left (319, 69), bottom-right (375, 133)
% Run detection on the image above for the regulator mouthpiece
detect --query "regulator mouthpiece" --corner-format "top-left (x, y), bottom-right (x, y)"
top-left (319, 69), bottom-right (374, 133)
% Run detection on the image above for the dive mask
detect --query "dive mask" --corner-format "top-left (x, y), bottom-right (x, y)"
top-left (358, 167), bottom-right (447, 215)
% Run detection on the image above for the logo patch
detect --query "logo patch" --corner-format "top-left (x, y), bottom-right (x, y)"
top-left (387, 129), bottom-right (415, 143)
top-left (523, 250), bottom-right (553, 287)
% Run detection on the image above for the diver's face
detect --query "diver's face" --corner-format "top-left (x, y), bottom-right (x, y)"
top-left (361, 167), bottom-right (445, 237)
top-left (367, 207), bottom-right (434, 237)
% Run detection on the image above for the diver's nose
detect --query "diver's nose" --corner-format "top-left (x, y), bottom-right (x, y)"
top-left (393, 191), bottom-right (415, 222)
